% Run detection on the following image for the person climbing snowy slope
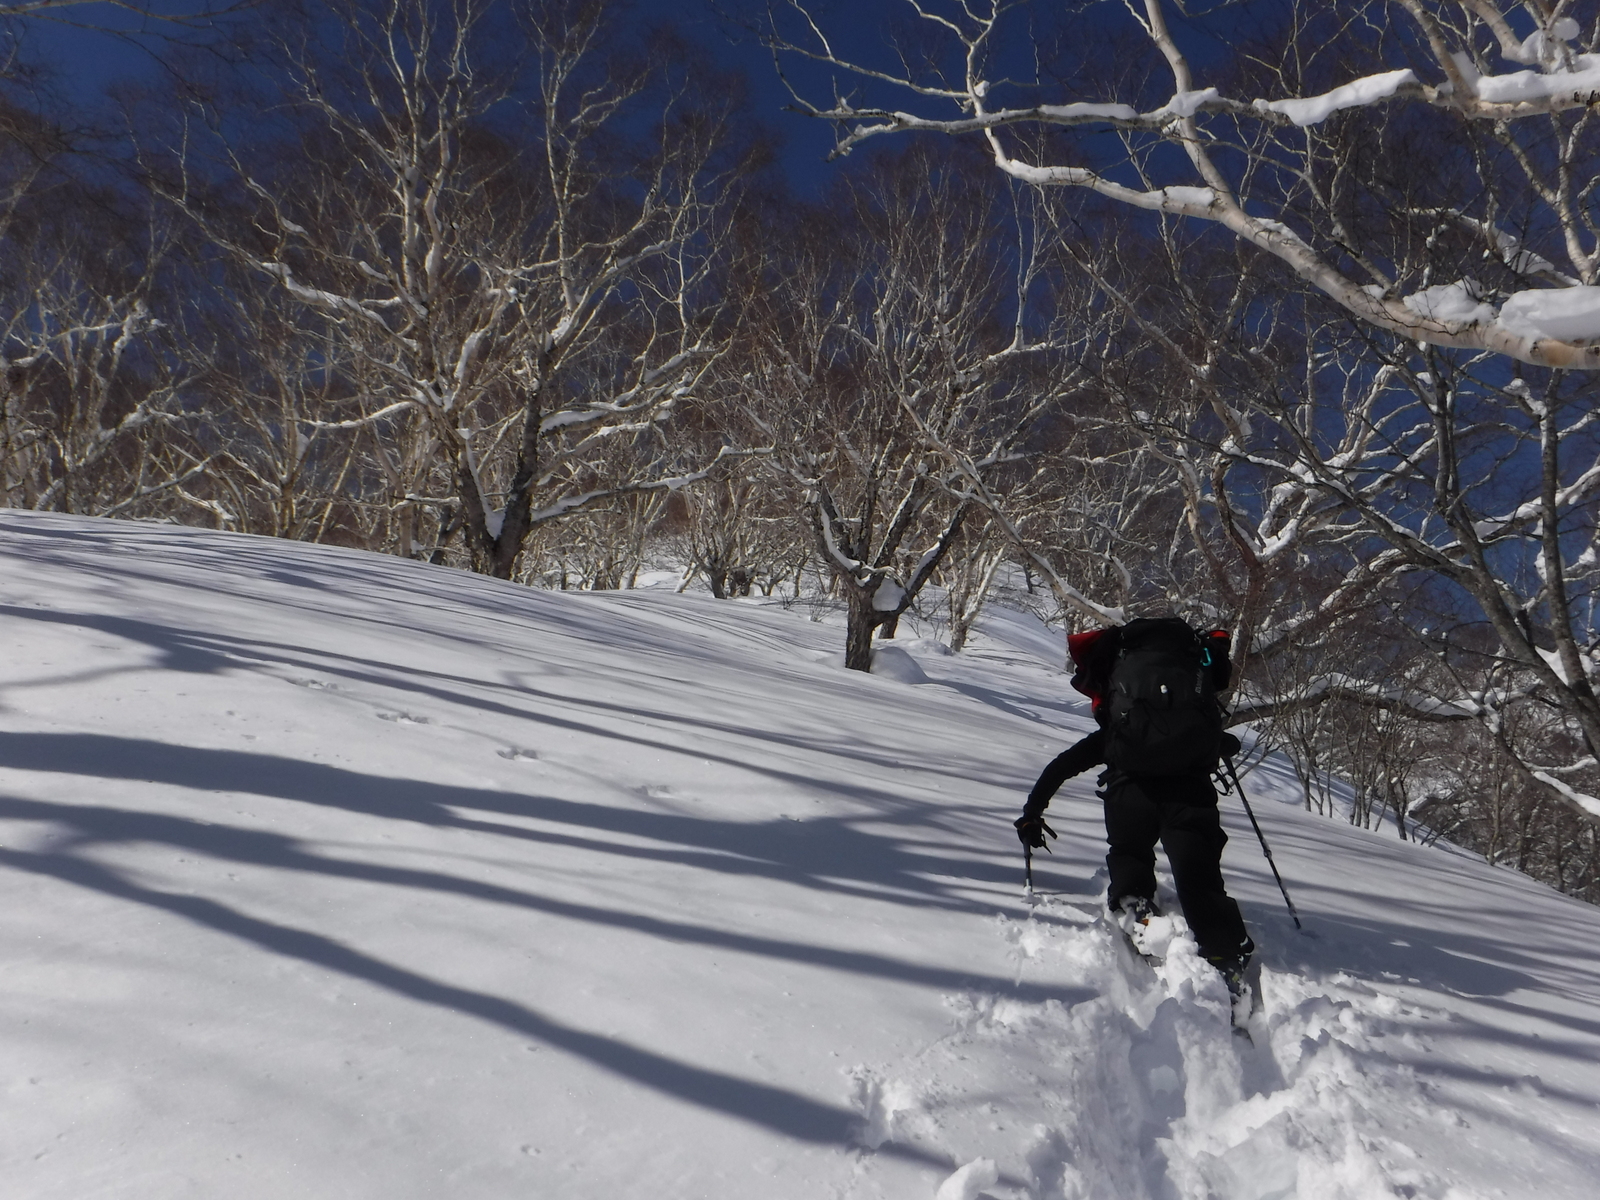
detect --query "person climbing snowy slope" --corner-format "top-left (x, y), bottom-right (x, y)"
top-left (1014, 617), bottom-right (1256, 997)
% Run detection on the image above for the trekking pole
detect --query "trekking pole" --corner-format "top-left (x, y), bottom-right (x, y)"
top-left (1023, 842), bottom-right (1035, 900)
top-left (1224, 755), bottom-right (1303, 930)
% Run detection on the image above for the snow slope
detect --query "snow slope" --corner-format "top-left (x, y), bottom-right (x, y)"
top-left (1, 510), bottom-right (1596, 1200)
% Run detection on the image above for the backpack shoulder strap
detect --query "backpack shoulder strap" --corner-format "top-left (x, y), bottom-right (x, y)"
top-left (1203, 629), bottom-right (1233, 690)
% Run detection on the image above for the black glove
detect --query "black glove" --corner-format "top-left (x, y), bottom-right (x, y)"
top-left (1014, 813), bottom-right (1058, 851)
top-left (1220, 731), bottom-right (1242, 759)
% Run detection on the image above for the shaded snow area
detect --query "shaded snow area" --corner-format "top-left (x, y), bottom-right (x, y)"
top-left (2, 512), bottom-right (1599, 1199)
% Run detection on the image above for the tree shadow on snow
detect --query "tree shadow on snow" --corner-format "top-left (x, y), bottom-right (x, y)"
top-left (0, 603), bottom-right (1030, 830)
top-left (0, 834), bottom-right (968, 1161)
top-left (0, 783), bottom-right (1082, 1005)
top-left (0, 730), bottom-right (1036, 917)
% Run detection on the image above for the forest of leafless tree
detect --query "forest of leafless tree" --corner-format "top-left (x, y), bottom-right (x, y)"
top-left (3, 0), bottom-right (1599, 902)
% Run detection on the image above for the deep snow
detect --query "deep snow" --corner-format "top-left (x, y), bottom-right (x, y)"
top-left (1, 510), bottom-right (1597, 1199)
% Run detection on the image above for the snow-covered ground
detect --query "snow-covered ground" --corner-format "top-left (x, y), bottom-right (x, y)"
top-left (2, 510), bottom-right (1596, 1200)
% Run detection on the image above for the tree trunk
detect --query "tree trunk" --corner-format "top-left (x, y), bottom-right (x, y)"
top-left (706, 562), bottom-right (729, 599)
top-left (845, 593), bottom-right (881, 672)
top-left (950, 619), bottom-right (972, 653)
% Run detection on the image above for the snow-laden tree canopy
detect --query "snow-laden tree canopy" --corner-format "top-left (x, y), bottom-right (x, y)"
top-left (775, 0), bottom-right (1600, 369)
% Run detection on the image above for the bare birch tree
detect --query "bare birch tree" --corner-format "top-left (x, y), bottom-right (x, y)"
top-left (0, 134), bottom-right (205, 520)
top-left (172, 262), bottom-right (373, 542)
top-left (157, 0), bottom-right (742, 578)
top-left (731, 150), bottom-right (1099, 669)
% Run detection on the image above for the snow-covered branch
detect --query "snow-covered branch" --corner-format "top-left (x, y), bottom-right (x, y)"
top-left (773, 0), bottom-right (1600, 368)
top-left (1228, 674), bottom-right (1479, 727)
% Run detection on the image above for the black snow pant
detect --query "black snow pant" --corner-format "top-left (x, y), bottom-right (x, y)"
top-left (1103, 773), bottom-right (1250, 961)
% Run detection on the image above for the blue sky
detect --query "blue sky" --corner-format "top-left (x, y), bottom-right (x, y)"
top-left (12, 0), bottom-right (868, 196)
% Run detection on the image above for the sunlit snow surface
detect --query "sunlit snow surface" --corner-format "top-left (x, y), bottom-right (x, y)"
top-left (2, 511), bottom-right (1598, 1199)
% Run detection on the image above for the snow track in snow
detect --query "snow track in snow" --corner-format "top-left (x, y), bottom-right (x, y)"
top-left (864, 895), bottom-right (1475, 1200)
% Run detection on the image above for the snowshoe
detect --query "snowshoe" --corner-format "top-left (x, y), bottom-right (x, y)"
top-left (1110, 895), bottom-right (1164, 965)
top-left (1206, 939), bottom-right (1263, 1038)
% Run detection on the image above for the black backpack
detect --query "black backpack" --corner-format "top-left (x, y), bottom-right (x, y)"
top-left (1101, 617), bottom-right (1228, 777)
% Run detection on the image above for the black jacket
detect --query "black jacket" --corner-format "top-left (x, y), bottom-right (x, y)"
top-left (1023, 728), bottom-right (1238, 818)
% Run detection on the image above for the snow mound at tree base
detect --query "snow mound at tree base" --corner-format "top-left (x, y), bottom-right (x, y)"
top-left (870, 644), bottom-right (931, 684)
